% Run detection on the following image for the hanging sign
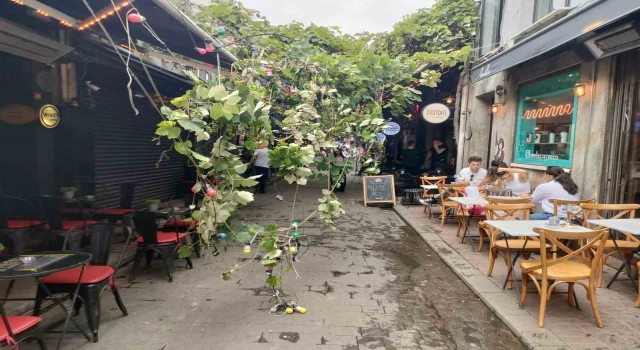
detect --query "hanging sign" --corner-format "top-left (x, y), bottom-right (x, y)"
top-left (39, 104), bottom-right (60, 128)
top-left (382, 122), bottom-right (401, 135)
top-left (422, 103), bottom-right (450, 124)
top-left (376, 133), bottom-right (386, 142)
top-left (0, 105), bottom-right (37, 125)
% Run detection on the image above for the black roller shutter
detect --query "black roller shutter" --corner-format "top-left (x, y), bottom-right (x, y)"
top-left (86, 64), bottom-right (186, 209)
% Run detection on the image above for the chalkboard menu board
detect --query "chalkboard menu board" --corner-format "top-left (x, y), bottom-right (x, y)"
top-left (363, 175), bottom-right (396, 207)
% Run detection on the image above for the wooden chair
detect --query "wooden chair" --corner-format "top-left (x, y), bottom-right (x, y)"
top-left (436, 184), bottom-right (466, 234)
top-left (420, 176), bottom-right (446, 199)
top-left (477, 197), bottom-right (532, 252)
top-left (581, 203), bottom-right (640, 287)
top-left (636, 260), bottom-right (640, 308)
top-left (485, 203), bottom-right (539, 289)
top-left (552, 198), bottom-right (595, 226)
top-left (419, 176), bottom-right (447, 217)
top-left (520, 228), bottom-right (609, 328)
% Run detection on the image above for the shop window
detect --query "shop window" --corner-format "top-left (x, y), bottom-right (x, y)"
top-left (514, 69), bottom-right (579, 168)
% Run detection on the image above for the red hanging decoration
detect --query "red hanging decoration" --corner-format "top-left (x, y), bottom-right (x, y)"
top-left (127, 13), bottom-right (145, 23)
top-left (196, 47), bottom-right (207, 55)
top-left (205, 45), bottom-right (215, 52)
top-left (226, 39), bottom-right (235, 45)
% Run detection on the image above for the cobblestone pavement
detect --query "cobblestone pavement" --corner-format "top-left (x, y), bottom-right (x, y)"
top-left (25, 177), bottom-right (523, 349)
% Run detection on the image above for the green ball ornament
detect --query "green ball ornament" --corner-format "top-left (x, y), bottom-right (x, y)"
top-left (217, 28), bottom-right (226, 35)
top-left (292, 232), bottom-right (300, 238)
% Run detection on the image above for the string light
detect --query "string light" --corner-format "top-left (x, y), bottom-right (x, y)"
top-left (10, 0), bottom-right (24, 5)
top-left (78, 1), bottom-right (131, 30)
top-left (36, 9), bottom-right (49, 16)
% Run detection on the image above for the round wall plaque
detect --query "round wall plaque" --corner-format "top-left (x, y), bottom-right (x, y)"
top-left (39, 104), bottom-right (60, 128)
top-left (0, 105), bottom-right (37, 125)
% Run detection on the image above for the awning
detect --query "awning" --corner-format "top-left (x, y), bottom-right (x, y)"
top-left (9, 0), bottom-right (237, 69)
top-left (471, 0), bottom-right (640, 82)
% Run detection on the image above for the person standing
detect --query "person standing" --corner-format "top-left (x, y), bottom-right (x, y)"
top-left (402, 140), bottom-right (420, 176)
top-left (427, 139), bottom-right (448, 173)
top-left (457, 156), bottom-right (487, 186)
top-left (250, 145), bottom-right (270, 194)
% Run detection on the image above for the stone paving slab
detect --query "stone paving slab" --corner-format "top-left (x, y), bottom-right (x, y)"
top-left (395, 203), bottom-right (640, 350)
top-left (16, 178), bottom-right (524, 350)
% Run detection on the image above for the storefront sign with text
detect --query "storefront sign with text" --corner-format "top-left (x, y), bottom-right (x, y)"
top-left (421, 103), bottom-right (450, 124)
top-left (39, 104), bottom-right (60, 128)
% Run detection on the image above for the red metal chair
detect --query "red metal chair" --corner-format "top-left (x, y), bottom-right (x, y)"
top-left (92, 183), bottom-right (138, 227)
top-left (33, 223), bottom-right (132, 343)
top-left (0, 312), bottom-right (46, 349)
top-left (130, 211), bottom-right (192, 283)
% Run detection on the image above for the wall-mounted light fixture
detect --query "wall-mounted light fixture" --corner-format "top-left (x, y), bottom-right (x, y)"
top-left (573, 81), bottom-right (590, 97)
top-left (491, 103), bottom-right (502, 114)
top-left (445, 96), bottom-right (455, 105)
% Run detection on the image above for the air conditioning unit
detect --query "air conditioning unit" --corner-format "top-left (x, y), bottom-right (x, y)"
top-left (512, 7), bottom-right (573, 44)
top-left (583, 22), bottom-right (640, 59)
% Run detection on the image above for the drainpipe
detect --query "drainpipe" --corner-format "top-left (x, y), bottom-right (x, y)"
top-left (580, 62), bottom-right (596, 200)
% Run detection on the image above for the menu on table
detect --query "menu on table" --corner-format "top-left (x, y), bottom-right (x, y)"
top-left (0, 254), bottom-right (72, 272)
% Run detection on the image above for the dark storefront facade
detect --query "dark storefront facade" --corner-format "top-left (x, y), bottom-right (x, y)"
top-left (0, 0), bottom-right (234, 207)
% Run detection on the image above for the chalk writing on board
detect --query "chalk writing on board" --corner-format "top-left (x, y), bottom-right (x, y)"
top-left (363, 175), bottom-right (395, 207)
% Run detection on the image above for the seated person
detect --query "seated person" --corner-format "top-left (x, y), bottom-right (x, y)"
top-left (457, 156), bottom-right (487, 186)
top-left (477, 161), bottom-right (531, 196)
top-left (521, 166), bottom-right (578, 220)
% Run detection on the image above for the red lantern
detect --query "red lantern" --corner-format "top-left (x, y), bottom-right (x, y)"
top-left (196, 47), bottom-right (207, 55)
top-left (205, 45), bottom-right (215, 52)
top-left (127, 13), bottom-right (145, 23)
top-left (206, 188), bottom-right (217, 197)
top-left (226, 39), bottom-right (234, 45)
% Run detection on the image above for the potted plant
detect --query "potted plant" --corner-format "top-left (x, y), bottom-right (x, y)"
top-left (59, 187), bottom-right (77, 199)
top-left (146, 199), bottom-right (161, 211)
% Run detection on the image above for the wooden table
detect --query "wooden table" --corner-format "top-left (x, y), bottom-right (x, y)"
top-left (588, 218), bottom-right (640, 288)
top-left (450, 197), bottom-right (489, 244)
top-left (483, 220), bottom-right (593, 306)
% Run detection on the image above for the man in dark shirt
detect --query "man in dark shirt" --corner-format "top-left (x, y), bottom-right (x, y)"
top-left (402, 141), bottom-right (420, 176)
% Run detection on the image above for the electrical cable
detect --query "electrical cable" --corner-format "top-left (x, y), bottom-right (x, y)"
top-left (81, 0), bottom-right (157, 115)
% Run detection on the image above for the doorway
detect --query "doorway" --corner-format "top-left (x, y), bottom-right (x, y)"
top-left (601, 50), bottom-right (640, 206)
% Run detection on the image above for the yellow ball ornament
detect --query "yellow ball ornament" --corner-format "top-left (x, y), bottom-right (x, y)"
top-left (243, 245), bottom-right (251, 254)
top-left (295, 306), bottom-right (307, 314)
top-left (285, 307), bottom-right (294, 314)
top-left (289, 246), bottom-right (297, 253)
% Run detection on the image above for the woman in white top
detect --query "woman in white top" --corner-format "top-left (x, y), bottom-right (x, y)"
top-left (499, 168), bottom-right (531, 196)
top-left (522, 166), bottom-right (579, 220)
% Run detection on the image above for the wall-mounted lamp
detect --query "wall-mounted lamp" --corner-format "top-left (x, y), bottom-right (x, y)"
top-left (573, 81), bottom-right (590, 97)
top-left (445, 96), bottom-right (455, 105)
top-left (490, 103), bottom-right (501, 114)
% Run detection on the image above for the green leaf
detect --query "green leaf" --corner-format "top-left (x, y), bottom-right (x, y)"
top-left (266, 275), bottom-right (280, 287)
top-left (170, 95), bottom-right (188, 108)
top-left (235, 191), bottom-right (254, 205)
top-left (174, 141), bottom-right (192, 155)
top-left (210, 104), bottom-right (224, 119)
top-left (221, 271), bottom-right (231, 281)
top-left (234, 231), bottom-right (252, 243)
top-left (177, 245), bottom-right (192, 259)
top-left (192, 152), bottom-right (210, 162)
top-left (234, 163), bottom-right (248, 174)
top-left (177, 119), bottom-right (205, 133)
top-left (196, 86), bottom-right (209, 99)
top-left (209, 84), bottom-right (227, 100)
top-left (260, 238), bottom-right (276, 251)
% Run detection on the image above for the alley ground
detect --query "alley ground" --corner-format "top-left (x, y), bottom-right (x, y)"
top-left (22, 177), bottom-right (524, 350)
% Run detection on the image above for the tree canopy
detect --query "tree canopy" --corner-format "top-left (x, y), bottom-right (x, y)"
top-left (158, 0), bottom-right (477, 288)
